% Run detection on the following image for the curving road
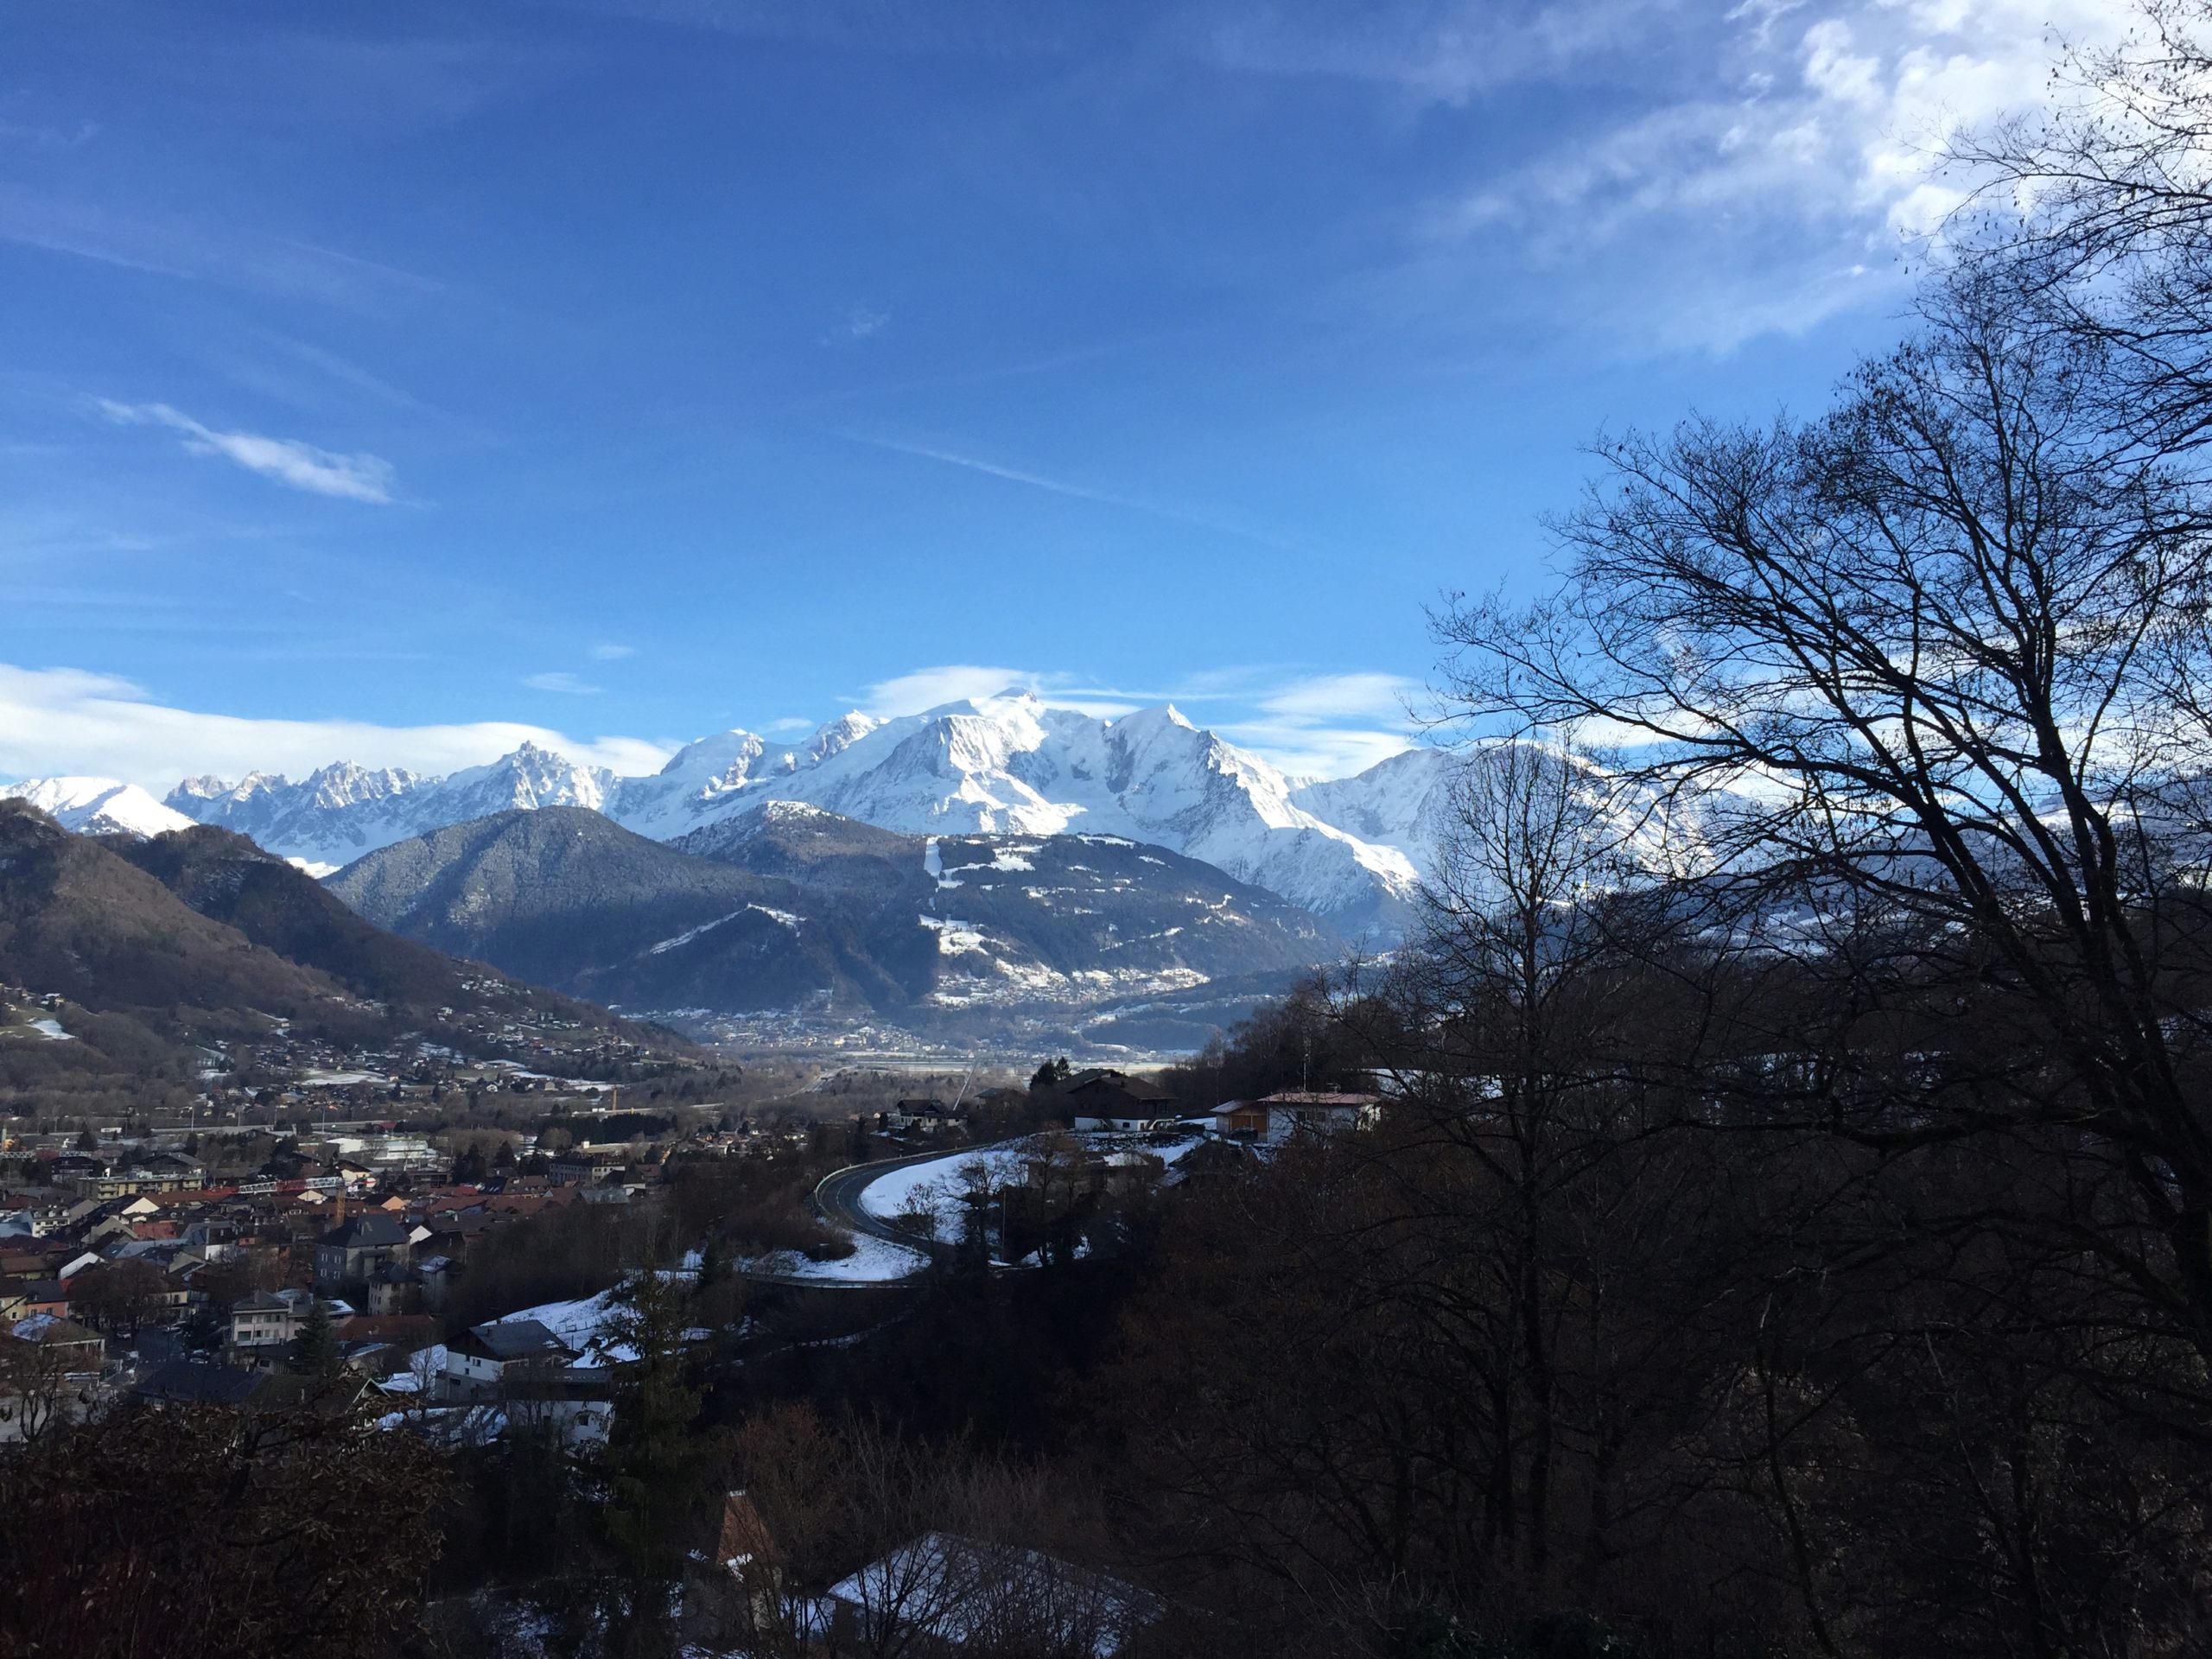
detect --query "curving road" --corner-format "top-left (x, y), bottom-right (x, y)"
top-left (734, 1141), bottom-right (1029, 1288)
top-left (811, 1146), bottom-right (972, 1259)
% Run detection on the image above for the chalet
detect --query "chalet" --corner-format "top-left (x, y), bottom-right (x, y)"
top-left (1064, 1070), bottom-right (1177, 1133)
top-left (1214, 1091), bottom-right (1382, 1146)
top-left (887, 1099), bottom-right (965, 1134)
top-left (444, 1318), bottom-right (576, 1389)
top-left (809, 1532), bottom-right (1160, 1656)
top-left (684, 1491), bottom-right (788, 1642)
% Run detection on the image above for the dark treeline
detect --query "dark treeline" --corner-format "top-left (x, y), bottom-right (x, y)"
top-left (1088, 19), bottom-right (2212, 1645)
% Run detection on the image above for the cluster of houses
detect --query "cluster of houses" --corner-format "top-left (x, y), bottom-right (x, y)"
top-left (0, 1136), bottom-right (675, 1443)
top-left (1058, 1068), bottom-right (1381, 1146)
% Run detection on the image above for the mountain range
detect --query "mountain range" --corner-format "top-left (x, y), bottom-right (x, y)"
top-left (324, 802), bottom-right (1345, 1029)
top-left (0, 777), bottom-right (195, 839)
top-left (0, 799), bottom-right (671, 1094)
top-left (144, 692), bottom-right (1457, 938)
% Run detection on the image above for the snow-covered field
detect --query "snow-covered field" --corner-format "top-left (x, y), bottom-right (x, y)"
top-left (746, 1230), bottom-right (931, 1283)
top-left (27, 1018), bottom-right (73, 1042)
top-left (493, 1288), bottom-right (635, 1363)
top-left (859, 1147), bottom-right (1033, 1241)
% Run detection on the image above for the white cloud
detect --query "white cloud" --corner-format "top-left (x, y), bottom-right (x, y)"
top-left (862, 665), bottom-right (1059, 715)
top-left (763, 716), bottom-right (816, 734)
top-left (1218, 721), bottom-right (1423, 781)
top-left (1420, 0), bottom-right (2130, 346)
top-left (0, 658), bottom-right (1426, 802)
top-left (1256, 671), bottom-right (1426, 726)
top-left (522, 671), bottom-right (601, 695)
top-left (588, 643), bottom-right (637, 661)
top-left (94, 399), bottom-right (397, 502)
top-left (1224, 671), bottom-right (1429, 779)
top-left (0, 664), bottom-right (671, 794)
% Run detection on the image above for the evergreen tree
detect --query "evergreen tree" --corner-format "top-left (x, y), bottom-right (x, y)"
top-left (696, 1232), bottom-right (728, 1292)
top-left (73, 1126), bottom-right (97, 1152)
top-left (597, 1260), bottom-right (702, 1656)
top-left (289, 1298), bottom-right (340, 1377)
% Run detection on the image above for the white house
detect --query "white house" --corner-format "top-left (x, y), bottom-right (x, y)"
top-left (1213, 1091), bottom-right (1382, 1147)
top-left (443, 1318), bottom-right (575, 1389)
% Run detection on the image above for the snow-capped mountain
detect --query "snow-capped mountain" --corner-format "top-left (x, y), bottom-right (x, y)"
top-left (0, 777), bottom-right (195, 839)
top-left (161, 692), bottom-right (1430, 935)
top-left (168, 744), bottom-right (615, 875)
top-left (1290, 747), bottom-right (1462, 874)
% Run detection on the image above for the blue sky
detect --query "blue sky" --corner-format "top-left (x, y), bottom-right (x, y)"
top-left (0, 0), bottom-right (2111, 789)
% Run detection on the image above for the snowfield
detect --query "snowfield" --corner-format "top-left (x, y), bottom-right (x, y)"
top-left (746, 1231), bottom-right (931, 1283)
top-left (859, 1147), bottom-right (1034, 1240)
top-left (493, 1288), bottom-right (635, 1363)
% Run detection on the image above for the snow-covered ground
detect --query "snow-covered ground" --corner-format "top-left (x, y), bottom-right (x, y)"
top-left (746, 1230), bottom-right (931, 1284)
top-left (381, 1344), bottom-right (449, 1391)
top-left (859, 1147), bottom-right (1033, 1241)
top-left (493, 1288), bottom-right (635, 1363)
top-left (27, 1018), bottom-right (73, 1042)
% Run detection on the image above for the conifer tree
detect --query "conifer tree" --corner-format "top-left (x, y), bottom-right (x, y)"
top-left (597, 1259), bottom-right (702, 1655)
top-left (289, 1298), bottom-right (340, 1377)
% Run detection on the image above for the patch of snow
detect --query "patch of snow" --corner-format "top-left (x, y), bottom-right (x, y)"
top-left (748, 1231), bottom-right (930, 1283)
top-left (918, 914), bottom-right (988, 956)
top-left (27, 1018), bottom-right (73, 1042)
top-left (858, 1147), bottom-right (1032, 1238)
top-left (647, 911), bottom-right (746, 956)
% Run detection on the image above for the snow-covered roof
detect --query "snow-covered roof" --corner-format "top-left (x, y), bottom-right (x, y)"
top-left (818, 1532), bottom-right (1159, 1657)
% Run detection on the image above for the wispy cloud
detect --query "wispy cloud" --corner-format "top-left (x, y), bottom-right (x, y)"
top-left (847, 435), bottom-right (1132, 510)
top-left (842, 432), bottom-right (1294, 550)
top-left (93, 399), bottom-right (397, 503)
top-left (0, 663), bottom-right (671, 792)
top-left (1176, 0), bottom-right (1667, 106)
top-left (822, 302), bottom-right (891, 345)
top-left (862, 665), bottom-right (1077, 717)
top-left (0, 183), bottom-right (438, 310)
top-left (522, 671), bottom-right (601, 695)
top-left (588, 643), bottom-right (637, 661)
top-left (0, 116), bottom-right (99, 151)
